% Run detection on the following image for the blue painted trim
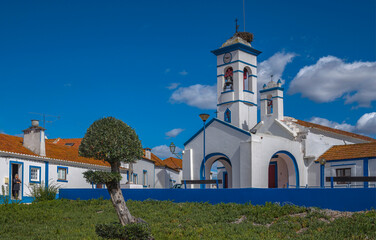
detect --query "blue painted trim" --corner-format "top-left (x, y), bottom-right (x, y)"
top-left (224, 108), bottom-right (231, 123)
top-left (57, 166), bottom-right (68, 182)
top-left (184, 118), bottom-right (251, 146)
top-left (217, 60), bottom-right (257, 68)
top-left (272, 96), bottom-right (283, 99)
top-left (217, 167), bottom-right (226, 169)
top-left (217, 74), bottom-right (224, 77)
top-left (250, 74), bottom-right (257, 78)
top-left (44, 161), bottom-right (49, 188)
top-left (330, 163), bottom-right (356, 167)
top-left (243, 90), bottom-right (254, 94)
top-left (127, 171), bottom-right (129, 181)
top-left (217, 100), bottom-right (257, 107)
top-left (211, 43), bottom-right (262, 57)
top-left (223, 171), bottom-right (228, 188)
top-left (269, 162), bottom-right (278, 188)
top-left (259, 87), bottom-right (284, 93)
top-left (233, 70), bottom-right (244, 73)
top-left (200, 153), bottom-right (232, 189)
top-left (221, 90), bottom-right (234, 94)
top-left (143, 170), bottom-right (147, 187)
top-left (273, 151), bottom-right (299, 188)
top-left (9, 161), bottom-right (24, 200)
top-left (29, 166), bottom-right (41, 184)
top-left (314, 157), bottom-right (368, 164)
top-left (364, 158), bottom-right (369, 188)
top-left (320, 164), bottom-right (325, 188)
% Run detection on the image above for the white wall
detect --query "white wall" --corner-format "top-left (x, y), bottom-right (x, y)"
top-left (132, 159), bottom-right (155, 188)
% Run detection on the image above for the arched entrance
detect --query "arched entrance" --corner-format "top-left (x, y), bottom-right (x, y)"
top-left (200, 153), bottom-right (232, 188)
top-left (268, 151), bottom-right (299, 188)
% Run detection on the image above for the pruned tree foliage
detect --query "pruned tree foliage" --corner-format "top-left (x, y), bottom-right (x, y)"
top-left (79, 117), bottom-right (144, 227)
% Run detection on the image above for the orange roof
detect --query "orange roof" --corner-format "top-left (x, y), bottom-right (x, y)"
top-left (0, 134), bottom-right (111, 168)
top-left (317, 142), bottom-right (376, 162)
top-left (46, 138), bottom-right (82, 149)
top-left (295, 119), bottom-right (376, 142)
top-left (163, 157), bottom-right (182, 170)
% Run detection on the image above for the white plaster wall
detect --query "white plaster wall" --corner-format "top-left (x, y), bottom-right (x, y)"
top-left (154, 167), bottom-right (166, 188)
top-left (250, 133), bottom-right (305, 188)
top-left (165, 168), bottom-right (180, 188)
top-left (132, 159), bottom-right (155, 188)
top-left (184, 120), bottom-right (251, 188)
top-left (307, 162), bottom-right (320, 187)
top-left (324, 160), bottom-right (364, 188)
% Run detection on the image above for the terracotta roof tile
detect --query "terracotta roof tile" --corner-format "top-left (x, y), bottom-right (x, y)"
top-left (163, 157), bottom-right (182, 170)
top-left (0, 134), bottom-right (111, 168)
top-left (317, 142), bottom-right (376, 162)
top-left (295, 119), bottom-right (376, 142)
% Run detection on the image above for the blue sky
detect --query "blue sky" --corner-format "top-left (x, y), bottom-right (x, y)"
top-left (1, 0), bottom-right (375, 159)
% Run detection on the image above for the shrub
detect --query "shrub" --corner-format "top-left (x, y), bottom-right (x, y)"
top-left (29, 181), bottom-right (60, 202)
top-left (0, 185), bottom-right (10, 205)
top-left (95, 222), bottom-right (152, 240)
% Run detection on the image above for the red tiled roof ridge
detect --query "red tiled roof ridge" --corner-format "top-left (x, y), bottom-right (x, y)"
top-left (285, 117), bottom-right (376, 142)
top-left (316, 142), bottom-right (376, 162)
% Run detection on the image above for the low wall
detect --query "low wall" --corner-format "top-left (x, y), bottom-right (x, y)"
top-left (59, 188), bottom-right (376, 212)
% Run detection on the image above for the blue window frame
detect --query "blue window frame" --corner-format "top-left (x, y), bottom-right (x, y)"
top-left (29, 166), bottom-right (41, 184)
top-left (143, 170), bottom-right (148, 187)
top-left (224, 108), bottom-right (231, 123)
top-left (57, 166), bottom-right (68, 182)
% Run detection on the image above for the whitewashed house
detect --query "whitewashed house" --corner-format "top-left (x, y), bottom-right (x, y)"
top-left (183, 32), bottom-right (376, 189)
top-left (0, 120), bottom-right (128, 203)
top-left (0, 120), bottom-right (183, 203)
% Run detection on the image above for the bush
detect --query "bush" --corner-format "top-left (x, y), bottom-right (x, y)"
top-left (29, 181), bottom-right (59, 202)
top-left (95, 222), bottom-right (152, 240)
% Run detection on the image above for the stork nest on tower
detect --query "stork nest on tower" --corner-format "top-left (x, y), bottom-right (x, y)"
top-left (234, 32), bottom-right (254, 43)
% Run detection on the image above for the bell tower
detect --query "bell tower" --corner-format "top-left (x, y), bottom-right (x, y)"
top-left (211, 32), bottom-right (261, 130)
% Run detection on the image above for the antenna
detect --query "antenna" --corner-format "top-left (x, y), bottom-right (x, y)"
top-left (243, 0), bottom-right (246, 32)
top-left (235, 18), bottom-right (239, 33)
top-left (29, 112), bottom-right (60, 128)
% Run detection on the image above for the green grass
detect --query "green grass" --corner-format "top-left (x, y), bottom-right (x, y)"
top-left (0, 199), bottom-right (375, 240)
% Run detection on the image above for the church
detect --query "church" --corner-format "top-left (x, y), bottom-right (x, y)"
top-left (182, 32), bottom-right (376, 189)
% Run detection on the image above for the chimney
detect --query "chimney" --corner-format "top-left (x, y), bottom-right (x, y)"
top-left (145, 148), bottom-right (151, 159)
top-left (23, 120), bottom-right (46, 156)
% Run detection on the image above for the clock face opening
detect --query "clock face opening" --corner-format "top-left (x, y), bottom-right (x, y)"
top-left (223, 53), bottom-right (232, 64)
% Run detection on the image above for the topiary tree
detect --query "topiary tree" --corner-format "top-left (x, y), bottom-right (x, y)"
top-left (79, 117), bottom-right (144, 226)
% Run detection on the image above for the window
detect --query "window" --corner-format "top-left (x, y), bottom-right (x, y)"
top-left (243, 68), bottom-right (248, 91)
top-left (65, 143), bottom-right (75, 146)
top-left (224, 67), bottom-right (233, 91)
top-left (224, 108), bottom-right (231, 123)
top-left (336, 168), bottom-right (351, 184)
top-left (57, 167), bottom-right (68, 182)
top-left (143, 170), bottom-right (148, 187)
top-left (267, 95), bottom-right (273, 114)
top-left (30, 166), bottom-right (41, 183)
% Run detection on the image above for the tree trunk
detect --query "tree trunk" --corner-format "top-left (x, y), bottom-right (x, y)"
top-left (107, 162), bottom-right (135, 226)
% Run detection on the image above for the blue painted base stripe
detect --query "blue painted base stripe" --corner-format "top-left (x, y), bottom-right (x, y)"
top-left (59, 188), bottom-right (376, 212)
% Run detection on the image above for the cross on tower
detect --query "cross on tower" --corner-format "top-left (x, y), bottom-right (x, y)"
top-left (235, 18), bottom-right (239, 33)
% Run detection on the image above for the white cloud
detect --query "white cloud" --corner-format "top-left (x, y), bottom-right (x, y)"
top-left (258, 52), bottom-right (296, 90)
top-left (309, 117), bottom-right (356, 132)
top-left (289, 56), bottom-right (376, 107)
top-left (167, 83), bottom-right (180, 90)
top-left (179, 70), bottom-right (188, 76)
top-left (356, 112), bottom-right (376, 134)
top-left (309, 112), bottom-right (376, 136)
top-left (151, 145), bottom-right (183, 159)
top-left (165, 128), bottom-right (184, 138)
top-left (170, 84), bottom-right (217, 109)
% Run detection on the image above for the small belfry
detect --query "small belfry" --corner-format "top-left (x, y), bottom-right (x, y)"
top-left (260, 78), bottom-right (284, 122)
top-left (211, 31), bottom-right (261, 130)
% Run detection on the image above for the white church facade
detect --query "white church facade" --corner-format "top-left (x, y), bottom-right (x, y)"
top-left (182, 32), bottom-right (376, 189)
